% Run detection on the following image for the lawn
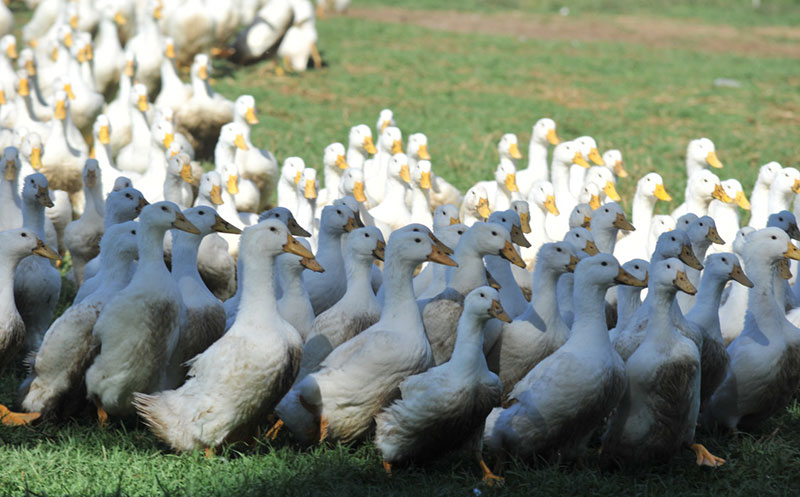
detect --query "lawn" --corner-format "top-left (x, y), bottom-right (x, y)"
top-left (3, 0), bottom-right (800, 495)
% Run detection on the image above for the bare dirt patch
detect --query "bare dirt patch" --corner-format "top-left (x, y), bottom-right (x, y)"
top-left (345, 6), bottom-right (800, 59)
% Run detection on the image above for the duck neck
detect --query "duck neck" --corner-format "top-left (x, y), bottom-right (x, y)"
top-left (0, 254), bottom-right (21, 319)
top-left (527, 138), bottom-right (547, 171)
top-left (192, 75), bottom-right (213, 100)
top-left (686, 271), bottom-right (727, 337)
top-left (171, 230), bottom-right (204, 283)
top-left (450, 312), bottom-right (490, 371)
top-left (570, 279), bottom-right (611, 344)
top-left (631, 191), bottom-right (656, 232)
top-left (646, 285), bottom-right (680, 342)
top-left (95, 139), bottom-right (115, 171)
top-left (616, 286), bottom-right (643, 329)
top-left (279, 264), bottom-right (308, 304)
top-left (344, 253), bottom-right (374, 300)
top-left (238, 250), bottom-right (280, 321)
top-left (485, 254), bottom-right (525, 308)
top-left (550, 159), bottom-right (571, 199)
top-left (346, 145), bottom-right (366, 170)
top-left (84, 182), bottom-right (105, 219)
top-left (449, 241), bottom-right (487, 295)
top-left (0, 174), bottom-right (20, 207)
top-left (691, 239), bottom-right (712, 263)
top-left (130, 107), bottom-right (151, 148)
top-left (528, 265), bottom-right (564, 328)
top-left (161, 57), bottom-right (182, 89)
top-left (382, 177), bottom-right (410, 211)
top-left (233, 114), bottom-right (252, 142)
top-left (136, 222), bottom-right (170, 275)
top-left (593, 226), bottom-right (619, 254)
top-left (277, 177), bottom-right (298, 210)
top-left (21, 196), bottom-right (46, 239)
top-left (324, 165), bottom-right (341, 197)
top-left (380, 255), bottom-right (421, 326)
top-left (97, 250), bottom-right (136, 293)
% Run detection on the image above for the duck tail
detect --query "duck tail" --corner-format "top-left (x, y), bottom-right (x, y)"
top-left (132, 392), bottom-right (171, 442)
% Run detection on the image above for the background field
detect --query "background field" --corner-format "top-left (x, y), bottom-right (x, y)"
top-left (3, 0), bottom-right (800, 495)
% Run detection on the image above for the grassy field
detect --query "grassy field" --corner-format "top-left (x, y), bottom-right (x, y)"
top-left (3, 0), bottom-right (800, 495)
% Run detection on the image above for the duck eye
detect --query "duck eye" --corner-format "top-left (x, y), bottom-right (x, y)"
top-left (667, 264), bottom-right (671, 269)
top-left (126, 194), bottom-right (132, 199)
top-left (415, 238), bottom-right (421, 243)
top-left (604, 209), bottom-right (609, 213)
top-left (556, 247), bottom-right (562, 252)
top-left (601, 261), bottom-right (607, 266)
top-left (772, 235), bottom-right (777, 240)
top-left (699, 222), bottom-right (704, 226)
top-left (198, 211), bottom-right (204, 215)
top-left (270, 227), bottom-right (276, 232)
top-left (131, 230), bottom-right (136, 235)
top-left (365, 233), bottom-right (369, 238)
top-left (491, 231), bottom-right (497, 236)
top-left (635, 265), bottom-right (640, 270)
top-left (21, 232), bottom-right (26, 237)
top-left (480, 293), bottom-right (485, 298)
top-left (161, 206), bottom-right (168, 211)
top-left (722, 257), bottom-right (727, 263)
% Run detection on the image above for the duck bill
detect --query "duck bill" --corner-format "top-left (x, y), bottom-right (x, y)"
top-left (165, 43), bottom-right (175, 59)
top-left (30, 147), bottom-right (42, 170)
top-left (180, 163), bottom-right (195, 184)
top-left (509, 224), bottom-right (531, 248)
top-left (477, 198), bottom-right (491, 219)
top-left (37, 186), bottom-right (54, 207)
top-left (163, 132), bottom-right (174, 149)
top-left (589, 195), bottom-right (601, 210)
top-left (613, 160), bottom-right (628, 178)
top-left (654, 183), bottom-right (672, 201)
top-left (420, 171), bottom-right (432, 190)
top-left (673, 270), bottom-right (697, 295)
top-left (4, 159), bottom-right (16, 180)
top-left (336, 154), bottom-right (348, 169)
top-left (124, 60), bottom-right (135, 77)
top-left (304, 179), bottom-right (317, 199)
top-left (589, 148), bottom-right (605, 166)
top-left (505, 173), bottom-right (519, 193)
top-left (604, 181), bottom-right (621, 202)
top-left (54, 99), bottom-right (66, 120)
top-left (283, 233), bottom-right (315, 258)
top-left (391, 139), bottom-right (403, 154)
top-left (519, 212), bottom-right (531, 233)
top-left (583, 240), bottom-right (599, 256)
top-left (793, 179), bottom-right (800, 194)
top-left (565, 254), bottom-right (579, 272)
top-left (582, 215), bottom-right (592, 229)
top-left (25, 59), bottom-right (36, 76)
top-left (137, 196), bottom-right (149, 212)
top-left (211, 214), bottom-right (242, 234)
top-left (99, 125), bottom-right (110, 144)
top-left (783, 242), bottom-right (800, 261)
top-left (32, 238), bottom-right (60, 260)
top-left (546, 128), bottom-right (560, 145)
top-left (227, 175), bottom-right (239, 195)
top-left (286, 216), bottom-right (311, 237)
top-left (137, 95), bottom-right (149, 112)
top-left (427, 244), bottom-right (458, 267)
top-left (300, 257), bottom-right (325, 272)
top-left (64, 85), bottom-right (76, 101)
top-left (363, 136), bottom-right (377, 155)
top-left (706, 226), bottom-right (725, 245)
top-left (380, 120), bottom-right (391, 132)
top-left (6, 43), bottom-right (17, 60)
top-left (449, 216), bottom-right (459, 225)
top-left (729, 264), bottom-right (753, 288)
top-left (172, 212), bottom-right (200, 234)
top-left (417, 144), bottom-right (430, 160)
top-left (294, 170), bottom-right (302, 185)
top-left (344, 216), bottom-right (359, 232)
top-left (210, 185), bottom-right (223, 205)
top-left (613, 212), bottom-right (635, 231)
top-left (712, 183), bottom-right (732, 203)
top-left (198, 64), bottom-right (208, 80)
top-left (500, 240), bottom-right (526, 268)
top-left (573, 152), bottom-right (589, 168)
top-left (399, 164), bottom-right (411, 184)
top-left (508, 143), bottom-right (522, 160)
top-left (788, 223), bottom-right (800, 241)
top-left (352, 181), bottom-right (366, 202)
top-left (234, 134), bottom-right (249, 151)
top-left (429, 232), bottom-right (454, 255)
top-left (489, 299), bottom-right (512, 323)
top-left (706, 151), bottom-right (723, 169)
top-left (18, 77), bottom-right (29, 96)
top-left (778, 258), bottom-right (793, 280)
top-left (679, 244), bottom-right (703, 270)
top-left (615, 266), bottom-right (647, 288)
top-left (245, 107), bottom-right (258, 124)
top-left (372, 240), bottom-right (386, 261)
top-left (544, 195), bottom-right (559, 215)
top-left (734, 191), bottom-right (750, 210)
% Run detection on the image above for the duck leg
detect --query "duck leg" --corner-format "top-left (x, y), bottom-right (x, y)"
top-left (204, 447), bottom-right (215, 459)
top-left (478, 457), bottom-right (504, 486)
top-left (382, 460), bottom-right (392, 476)
top-left (0, 404), bottom-right (40, 426)
top-left (310, 44), bottom-right (323, 69)
top-left (96, 405), bottom-right (108, 427)
top-left (689, 443), bottom-right (726, 467)
top-left (319, 414), bottom-right (329, 442)
top-left (265, 419), bottom-right (284, 440)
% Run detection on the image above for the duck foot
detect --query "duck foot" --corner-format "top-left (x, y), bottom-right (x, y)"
top-left (479, 459), bottom-right (504, 486)
top-left (382, 460), bottom-right (392, 476)
top-left (211, 47), bottom-right (235, 59)
top-left (204, 447), bottom-right (215, 459)
top-left (0, 404), bottom-right (40, 426)
top-left (310, 43), bottom-right (323, 69)
top-left (319, 415), bottom-right (329, 442)
top-left (97, 406), bottom-right (108, 427)
top-left (265, 419), bottom-right (284, 440)
top-left (690, 443), bottom-right (725, 467)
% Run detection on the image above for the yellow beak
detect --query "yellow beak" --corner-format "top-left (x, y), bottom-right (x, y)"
top-left (114, 11), bottom-right (127, 25)
top-left (30, 147), bottom-right (42, 170)
top-left (227, 175), bottom-right (239, 195)
top-left (99, 125), bottom-right (110, 144)
top-left (544, 194), bottom-right (559, 215)
top-left (64, 32), bottom-right (73, 48)
top-left (505, 173), bottom-right (519, 192)
top-left (25, 59), bottom-right (35, 76)
top-left (613, 160), bottom-right (628, 178)
top-left (573, 151), bottom-right (589, 168)
top-left (391, 139), bottom-right (403, 154)
top-left (18, 77), bottom-right (29, 97)
top-left (153, 4), bottom-right (163, 20)
top-left (417, 144), bottom-right (430, 160)
top-left (54, 99), bottom-right (66, 120)
top-left (793, 179), bottom-right (800, 194)
top-left (245, 107), bottom-right (258, 124)
top-left (294, 171), bottom-right (301, 185)
top-left (519, 212), bottom-right (531, 233)
top-left (604, 180), bottom-right (621, 202)
top-left (304, 179), bottom-right (317, 199)
top-left (589, 195), bottom-right (601, 210)
top-left (477, 197), bottom-right (491, 219)
top-left (165, 43), bottom-right (175, 59)
top-left (654, 183), bottom-right (671, 201)
top-left (180, 163), bottom-right (194, 184)
top-left (399, 164), bottom-right (411, 184)
top-left (508, 142), bottom-right (522, 160)
top-left (784, 242), bottom-right (800, 261)
top-left (352, 181), bottom-right (366, 202)
top-left (420, 171), bottom-right (432, 189)
top-left (712, 183), bottom-right (732, 203)
top-left (589, 147), bottom-right (605, 166)
top-left (124, 60), bottom-right (135, 77)
top-left (381, 120), bottom-right (391, 132)
top-left (198, 64), bottom-right (208, 80)
top-left (734, 190), bottom-right (751, 210)
top-left (234, 134), bottom-right (249, 151)
top-left (6, 43), bottom-right (17, 60)
top-left (64, 84), bottom-right (76, 100)
top-left (210, 184), bottom-right (223, 205)
top-left (449, 216), bottom-right (459, 225)
top-left (4, 159), bottom-right (16, 180)
top-left (69, 15), bottom-right (78, 29)
top-left (137, 94), bottom-right (149, 112)
top-left (546, 128), bottom-right (560, 145)
top-left (336, 154), bottom-right (348, 169)
top-left (706, 151), bottom-right (723, 169)
top-left (163, 133), bottom-right (174, 148)
top-left (363, 136), bottom-right (377, 154)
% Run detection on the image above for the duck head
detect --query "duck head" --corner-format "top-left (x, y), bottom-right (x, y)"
top-left (704, 253), bottom-right (753, 288)
top-left (465, 286), bottom-right (511, 324)
top-left (638, 172), bottom-right (671, 202)
top-left (140, 201), bottom-right (200, 234)
top-left (297, 167), bottom-right (317, 200)
top-left (575, 253), bottom-right (646, 290)
top-left (339, 167), bottom-right (366, 202)
top-left (590, 202), bottom-right (634, 233)
top-left (348, 124), bottom-right (376, 155)
top-left (621, 259), bottom-right (649, 288)
top-left (650, 258), bottom-right (696, 295)
top-left (107, 187), bottom-right (148, 220)
top-left (767, 211), bottom-right (800, 241)
top-left (319, 204), bottom-right (360, 236)
top-left (563, 227), bottom-right (598, 258)
top-left (323, 142), bottom-right (347, 171)
top-left (536, 241), bottom-right (579, 274)
top-left (407, 133), bottom-right (430, 160)
top-left (498, 133), bottom-right (522, 161)
top-left (0, 229), bottom-right (59, 263)
top-left (553, 140), bottom-right (588, 168)
top-left (235, 95), bottom-right (258, 125)
top-left (20, 133), bottom-right (42, 171)
top-left (532, 118), bottom-right (559, 146)
top-left (21, 173), bottom-right (53, 208)
top-left (463, 184), bottom-right (490, 220)
top-left (259, 206), bottom-right (311, 237)
top-left (376, 108), bottom-right (394, 134)
top-left (603, 149), bottom-right (627, 178)
top-left (379, 126), bottom-right (403, 155)
top-left (433, 204), bottom-right (460, 230)
top-left (653, 229), bottom-right (703, 270)
top-left (687, 137), bottom-right (722, 170)
top-left (347, 226), bottom-right (386, 263)
top-left (494, 159), bottom-right (518, 193)
top-left (488, 209), bottom-right (530, 248)
top-left (585, 166), bottom-right (620, 202)
top-left (461, 222), bottom-right (525, 268)
top-left (413, 159), bottom-right (432, 190)
top-left (574, 136), bottom-right (604, 166)
top-left (510, 200), bottom-right (531, 234)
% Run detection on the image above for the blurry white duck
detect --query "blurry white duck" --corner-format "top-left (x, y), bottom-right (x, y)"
top-left (368, 153), bottom-right (413, 239)
top-left (105, 52), bottom-right (135, 156)
top-left (459, 184), bottom-right (490, 226)
top-left (277, 0), bottom-right (322, 72)
top-left (547, 140), bottom-right (589, 239)
top-left (155, 37), bottom-right (193, 113)
top-left (518, 117), bottom-right (559, 195)
top-left (345, 124), bottom-right (376, 170)
top-left (64, 159), bottom-right (105, 286)
top-left (318, 142), bottom-right (347, 206)
top-left (708, 178), bottom-right (749, 253)
top-left (614, 173), bottom-right (672, 263)
top-left (126, 0), bottom-right (163, 98)
top-left (748, 161), bottom-right (782, 229)
top-left (232, 95), bottom-right (278, 209)
top-left (40, 90), bottom-right (86, 194)
top-left (116, 83), bottom-right (153, 175)
top-left (685, 137), bottom-right (723, 178)
top-left (672, 169), bottom-right (730, 218)
top-left (92, 4), bottom-right (126, 95)
top-left (568, 136), bottom-right (605, 198)
top-left (364, 125), bottom-right (401, 205)
top-left (521, 180), bottom-right (558, 267)
top-left (276, 237), bottom-right (324, 341)
top-left (231, 0), bottom-right (293, 64)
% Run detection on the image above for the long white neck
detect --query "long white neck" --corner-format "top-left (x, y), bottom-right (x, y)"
top-left (343, 253), bottom-right (375, 303)
top-left (631, 191), bottom-right (656, 232)
top-left (449, 310), bottom-right (490, 372)
top-left (685, 271), bottom-right (727, 341)
top-left (278, 264), bottom-right (308, 306)
top-left (22, 196), bottom-right (46, 239)
top-left (95, 249), bottom-right (136, 295)
top-left (550, 157), bottom-right (571, 198)
top-left (134, 221), bottom-right (170, 279)
top-left (768, 187), bottom-right (794, 214)
top-left (324, 165), bottom-right (342, 198)
top-left (236, 249), bottom-right (280, 330)
top-left (616, 286), bottom-right (644, 331)
top-left (749, 181), bottom-right (770, 228)
top-left (521, 264), bottom-right (564, 330)
top-left (277, 177), bottom-right (299, 211)
top-left (380, 254), bottom-right (422, 328)
top-left (191, 75), bottom-right (213, 101)
top-left (381, 177), bottom-right (411, 213)
top-left (346, 145), bottom-right (366, 170)
top-left (448, 238), bottom-right (487, 295)
top-left (742, 257), bottom-right (786, 341)
top-left (130, 107), bottom-right (151, 149)
top-left (170, 229), bottom-right (205, 284)
top-left (83, 181), bottom-right (105, 219)
top-left (593, 226), bottom-right (620, 254)
top-left (644, 284), bottom-right (680, 343)
top-left (527, 138), bottom-right (548, 174)
top-left (0, 254), bottom-right (22, 322)
top-left (570, 277), bottom-right (612, 348)
top-left (160, 57), bottom-right (182, 91)
top-left (315, 227), bottom-right (345, 268)
top-left (233, 113), bottom-right (251, 142)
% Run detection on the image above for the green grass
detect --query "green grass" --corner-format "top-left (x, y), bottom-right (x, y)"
top-left (3, 1), bottom-right (800, 495)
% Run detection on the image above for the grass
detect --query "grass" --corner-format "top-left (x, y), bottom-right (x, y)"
top-left (3, 0), bottom-right (800, 495)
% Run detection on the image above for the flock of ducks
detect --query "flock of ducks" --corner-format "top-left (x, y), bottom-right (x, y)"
top-left (1, 0), bottom-right (800, 488)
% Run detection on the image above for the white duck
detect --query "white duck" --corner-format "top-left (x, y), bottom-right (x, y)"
top-left (163, 153), bottom-right (195, 208)
top-left (276, 156), bottom-right (305, 211)
top-left (748, 161), bottom-right (782, 229)
top-left (614, 172), bottom-right (672, 264)
top-left (708, 178), bottom-right (749, 254)
top-left (364, 126), bottom-right (402, 205)
top-left (345, 123), bottom-right (376, 170)
top-left (294, 167), bottom-right (318, 242)
top-left (276, 238), bottom-right (324, 341)
top-left (521, 180), bottom-right (558, 267)
top-left (134, 220), bottom-right (312, 452)
top-left (104, 52), bottom-right (135, 156)
top-left (64, 159), bottom-right (105, 286)
top-left (116, 83), bottom-right (153, 175)
top-left (409, 159), bottom-right (433, 228)
top-left (40, 90), bottom-right (86, 194)
top-left (155, 37), bottom-right (193, 113)
top-left (368, 153), bottom-right (413, 239)
top-left (126, 0), bottom-right (163, 99)
top-left (518, 117), bottom-right (559, 194)
top-left (459, 184), bottom-right (490, 226)
top-left (276, 0), bottom-right (321, 72)
top-left (685, 137), bottom-right (723, 178)
top-left (546, 140), bottom-right (589, 240)
top-left (92, 4), bottom-right (126, 95)
top-left (230, 0), bottom-right (292, 64)
top-left (568, 136), bottom-right (605, 199)
top-left (318, 142), bottom-right (347, 206)
top-left (232, 95), bottom-right (278, 209)
top-left (672, 169), bottom-right (730, 218)
top-left (718, 227), bottom-right (756, 346)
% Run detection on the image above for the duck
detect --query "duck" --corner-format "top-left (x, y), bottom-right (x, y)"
top-left (647, 215), bottom-right (676, 260)
top-left (154, 37), bottom-right (193, 113)
top-left (408, 159), bottom-right (433, 228)
top-left (135, 115), bottom-right (178, 203)
top-left (375, 286), bottom-right (507, 484)
top-left (163, 153), bottom-right (195, 208)
top-left (294, 167), bottom-right (318, 241)
top-left (590, 202), bottom-right (635, 254)
top-left (582, 166), bottom-right (620, 205)
top-left (568, 136), bottom-right (605, 198)
top-left (91, 114), bottom-right (125, 196)
top-left (704, 228), bottom-right (800, 431)
top-left (214, 122), bottom-right (259, 209)
top-left (293, 226), bottom-right (384, 383)
top-left (685, 138), bottom-right (723, 178)
top-left (718, 227), bottom-right (756, 345)
top-left (547, 140), bottom-right (589, 240)
top-left (675, 215), bottom-right (724, 311)
top-left (276, 156), bottom-right (305, 212)
top-left (126, 0), bottom-right (163, 99)
top-left (116, 83), bottom-right (153, 176)
top-left (18, 48), bottom-right (53, 122)
top-left (748, 161), bottom-right (782, 229)
top-left (85, 201), bottom-right (200, 420)
top-left (364, 126), bottom-right (402, 205)
top-left (614, 172), bottom-right (671, 263)
top-left (104, 52), bottom-right (135, 156)
top-left (230, 0), bottom-right (293, 64)
top-left (11, 71), bottom-right (50, 139)
top-left (602, 149), bottom-right (628, 179)
top-left (162, 0), bottom-right (215, 68)
top-left (337, 167), bottom-right (376, 227)
top-left (0, 147), bottom-right (23, 232)
top-left (232, 95), bottom-right (278, 209)
top-left (174, 53), bottom-right (234, 159)
top-left (767, 166), bottom-right (800, 215)
top-left (304, 204), bottom-right (360, 315)
top-left (707, 178), bottom-right (749, 253)
top-left (368, 153), bottom-right (413, 239)
top-left (485, 241), bottom-right (577, 402)
top-left (64, 159), bottom-right (105, 286)
top-left (134, 219), bottom-right (312, 452)
top-left (92, 5), bottom-right (126, 96)
top-left (405, 132), bottom-right (428, 172)
top-left (15, 173), bottom-right (61, 353)
top-left (345, 124), bottom-right (376, 170)
top-left (520, 180), bottom-right (558, 267)
top-left (568, 202), bottom-right (593, 230)
top-left (422, 222), bottom-right (525, 365)
top-left (163, 206), bottom-right (242, 389)
top-left (484, 210), bottom-right (531, 317)
top-left (518, 117), bottom-right (559, 195)
top-left (555, 227), bottom-right (600, 328)
top-left (21, 221), bottom-right (139, 419)
top-left (459, 184), bottom-right (490, 226)
top-left (484, 254), bottom-right (641, 467)
top-left (45, 189), bottom-right (72, 255)
top-left (54, 75), bottom-right (92, 157)
top-left (318, 142), bottom-right (347, 206)
top-left (276, 237), bottom-right (323, 341)
top-left (17, 132), bottom-right (44, 193)
top-left (615, 259), bottom-right (649, 332)
top-left (672, 169), bottom-right (729, 218)
top-left (276, 0), bottom-right (321, 72)
top-left (63, 42), bottom-right (103, 135)
top-left (276, 226), bottom-right (456, 445)
top-left (40, 90), bottom-right (86, 195)
top-left (602, 258), bottom-right (724, 467)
